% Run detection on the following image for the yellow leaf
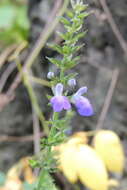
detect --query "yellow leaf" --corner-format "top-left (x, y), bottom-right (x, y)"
top-left (93, 130), bottom-right (125, 173)
top-left (59, 144), bottom-right (78, 183)
top-left (67, 132), bottom-right (88, 145)
top-left (4, 179), bottom-right (23, 190)
top-left (76, 144), bottom-right (108, 190)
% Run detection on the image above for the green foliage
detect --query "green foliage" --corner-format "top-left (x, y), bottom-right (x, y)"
top-left (0, 0), bottom-right (29, 46)
top-left (0, 171), bottom-right (6, 186)
top-left (23, 182), bottom-right (37, 190)
top-left (35, 170), bottom-right (58, 190)
top-left (47, 0), bottom-right (89, 85)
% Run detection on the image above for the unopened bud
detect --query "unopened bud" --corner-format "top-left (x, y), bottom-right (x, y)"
top-left (68, 78), bottom-right (76, 87)
top-left (47, 71), bottom-right (54, 79)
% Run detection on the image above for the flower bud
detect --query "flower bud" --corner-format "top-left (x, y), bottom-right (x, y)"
top-left (68, 78), bottom-right (76, 87)
top-left (47, 71), bottom-right (54, 79)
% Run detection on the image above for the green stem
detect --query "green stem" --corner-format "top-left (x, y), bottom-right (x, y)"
top-left (16, 58), bottom-right (49, 134)
top-left (53, 112), bottom-right (59, 121)
top-left (60, 67), bottom-right (65, 81)
top-left (24, 74), bottom-right (49, 135)
top-left (30, 76), bottom-right (51, 87)
top-left (48, 112), bottom-right (59, 141)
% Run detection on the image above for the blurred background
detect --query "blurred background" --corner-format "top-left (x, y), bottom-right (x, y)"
top-left (0, 0), bottom-right (127, 189)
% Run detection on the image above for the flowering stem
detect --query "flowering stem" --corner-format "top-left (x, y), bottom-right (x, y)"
top-left (60, 68), bottom-right (65, 81)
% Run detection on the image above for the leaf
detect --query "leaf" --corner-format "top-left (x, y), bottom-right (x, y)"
top-left (47, 43), bottom-right (63, 54)
top-left (0, 3), bottom-right (29, 46)
top-left (66, 10), bottom-right (74, 18)
top-left (62, 45), bottom-right (72, 54)
top-left (16, 6), bottom-right (30, 30)
top-left (64, 73), bottom-right (78, 82)
top-left (0, 172), bottom-right (6, 186)
top-left (47, 57), bottom-right (61, 67)
top-left (36, 170), bottom-right (58, 190)
top-left (71, 44), bottom-right (85, 53)
top-left (56, 31), bottom-right (67, 41)
top-left (0, 5), bottom-right (16, 28)
top-left (71, 31), bottom-right (87, 43)
top-left (60, 16), bottom-right (71, 26)
top-left (64, 56), bottom-right (80, 70)
top-left (74, 4), bottom-right (88, 12)
top-left (77, 12), bottom-right (90, 19)
top-left (23, 182), bottom-right (37, 190)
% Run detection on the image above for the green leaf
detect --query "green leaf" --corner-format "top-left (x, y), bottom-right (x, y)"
top-left (64, 56), bottom-right (80, 70)
top-left (46, 94), bottom-right (52, 100)
top-left (77, 12), bottom-right (90, 19)
top-left (47, 43), bottom-right (63, 54)
top-left (47, 57), bottom-right (61, 67)
top-left (16, 6), bottom-right (30, 30)
top-left (66, 9), bottom-right (74, 18)
top-left (63, 45), bottom-right (72, 54)
top-left (0, 5), bottom-right (16, 28)
top-left (60, 16), bottom-right (71, 26)
top-left (71, 44), bottom-right (85, 53)
top-left (36, 170), bottom-right (59, 190)
top-left (64, 72), bottom-right (78, 83)
top-left (0, 171), bottom-right (6, 186)
top-left (23, 182), bottom-right (37, 190)
top-left (74, 4), bottom-right (88, 12)
top-left (56, 31), bottom-right (68, 40)
top-left (71, 31), bottom-right (87, 43)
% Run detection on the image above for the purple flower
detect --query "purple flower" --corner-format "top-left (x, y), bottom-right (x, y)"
top-left (72, 86), bottom-right (93, 116)
top-left (50, 83), bottom-right (71, 112)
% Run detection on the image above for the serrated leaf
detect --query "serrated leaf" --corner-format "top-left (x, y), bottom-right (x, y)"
top-left (57, 31), bottom-right (73, 41)
top-left (71, 31), bottom-right (87, 43)
top-left (47, 57), bottom-right (61, 67)
top-left (37, 170), bottom-right (58, 190)
top-left (64, 73), bottom-right (78, 82)
top-left (77, 12), bottom-right (90, 19)
top-left (74, 4), bottom-right (88, 12)
top-left (73, 56), bottom-right (80, 62)
top-left (71, 44), bottom-right (85, 53)
top-left (47, 43), bottom-right (63, 54)
top-left (66, 10), bottom-right (74, 18)
top-left (65, 72), bottom-right (78, 79)
top-left (64, 56), bottom-right (80, 70)
top-left (56, 31), bottom-right (67, 40)
top-left (63, 45), bottom-right (72, 54)
top-left (60, 16), bottom-right (71, 26)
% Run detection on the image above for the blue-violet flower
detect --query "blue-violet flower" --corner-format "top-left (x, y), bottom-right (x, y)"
top-left (68, 78), bottom-right (76, 87)
top-left (50, 83), bottom-right (71, 112)
top-left (72, 86), bottom-right (93, 116)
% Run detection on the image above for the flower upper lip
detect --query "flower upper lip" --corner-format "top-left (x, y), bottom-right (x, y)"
top-left (72, 86), bottom-right (93, 116)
